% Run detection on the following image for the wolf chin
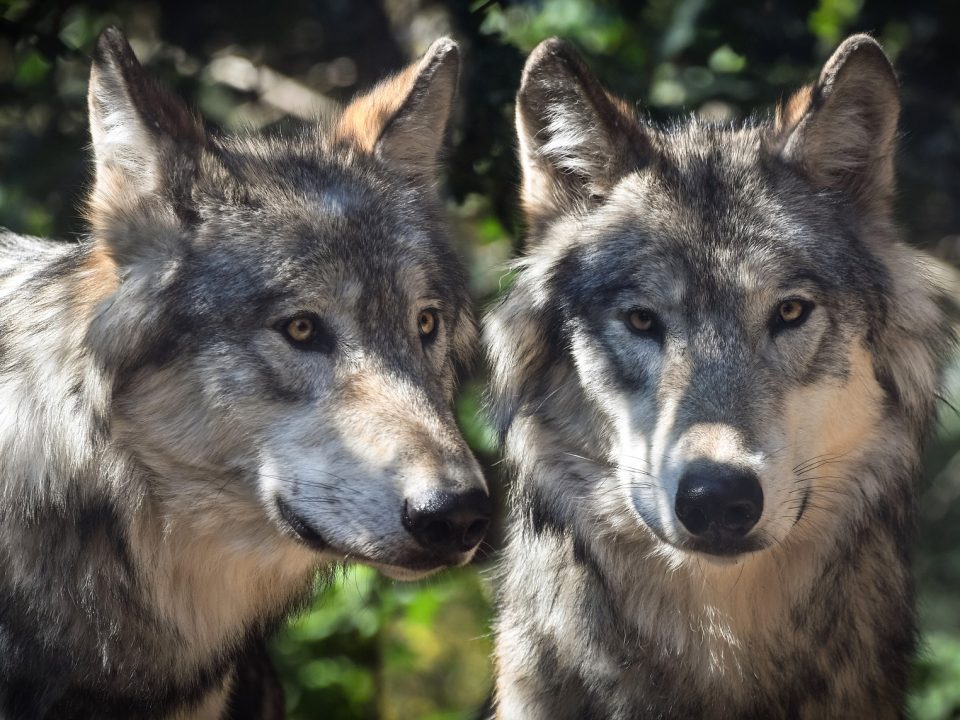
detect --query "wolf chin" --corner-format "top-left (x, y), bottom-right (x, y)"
top-left (487, 35), bottom-right (953, 718)
top-left (0, 28), bottom-right (490, 719)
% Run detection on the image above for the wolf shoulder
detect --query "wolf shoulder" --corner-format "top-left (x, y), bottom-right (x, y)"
top-left (0, 229), bottom-right (79, 286)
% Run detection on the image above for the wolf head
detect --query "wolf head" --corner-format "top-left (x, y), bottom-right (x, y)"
top-left (488, 36), bottom-right (950, 565)
top-left (83, 28), bottom-right (488, 579)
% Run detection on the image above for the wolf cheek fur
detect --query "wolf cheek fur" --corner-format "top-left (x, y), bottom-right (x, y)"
top-left (0, 28), bottom-right (489, 720)
top-left (487, 35), bottom-right (954, 719)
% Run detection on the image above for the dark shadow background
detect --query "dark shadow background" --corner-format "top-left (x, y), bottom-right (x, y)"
top-left (1, 0), bottom-right (958, 717)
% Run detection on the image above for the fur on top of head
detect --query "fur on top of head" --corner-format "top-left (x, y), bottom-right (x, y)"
top-left (86, 27), bottom-right (461, 266)
top-left (513, 34), bottom-right (899, 235)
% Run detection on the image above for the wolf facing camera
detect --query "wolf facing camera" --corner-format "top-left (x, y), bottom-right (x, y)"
top-left (487, 34), bottom-right (953, 718)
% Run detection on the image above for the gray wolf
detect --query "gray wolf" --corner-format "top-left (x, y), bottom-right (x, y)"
top-left (0, 27), bottom-right (489, 720)
top-left (486, 34), bottom-right (953, 719)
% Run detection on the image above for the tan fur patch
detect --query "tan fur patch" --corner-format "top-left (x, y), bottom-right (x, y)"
top-left (783, 342), bottom-right (884, 482)
top-left (336, 368), bottom-right (462, 468)
top-left (129, 504), bottom-right (317, 677)
top-left (334, 62), bottom-right (420, 152)
top-left (775, 84), bottom-right (813, 135)
top-left (71, 245), bottom-right (119, 316)
top-left (332, 37), bottom-right (458, 179)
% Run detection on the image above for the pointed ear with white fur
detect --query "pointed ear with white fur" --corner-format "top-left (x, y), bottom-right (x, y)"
top-left (87, 27), bottom-right (205, 262)
top-left (516, 38), bottom-right (649, 231)
top-left (775, 34), bottom-right (899, 215)
top-left (335, 37), bottom-right (460, 184)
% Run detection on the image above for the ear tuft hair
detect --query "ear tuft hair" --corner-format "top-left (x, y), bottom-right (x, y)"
top-left (335, 37), bottom-right (460, 184)
top-left (87, 27), bottom-right (205, 264)
top-left (775, 34), bottom-right (899, 215)
top-left (515, 38), bottom-right (649, 232)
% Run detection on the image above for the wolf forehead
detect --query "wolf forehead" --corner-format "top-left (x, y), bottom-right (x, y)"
top-left (174, 146), bottom-right (468, 308)
top-left (545, 122), bottom-right (892, 312)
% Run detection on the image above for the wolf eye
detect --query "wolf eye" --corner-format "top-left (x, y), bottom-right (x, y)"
top-left (277, 313), bottom-right (335, 353)
top-left (287, 317), bottom-right (314, 342)
top-left (626, 309), bottom-right (656, 335)
top-left (418, 309), bottom-right (439, 342)
top-left (774, 299), bottom-right (813, 330)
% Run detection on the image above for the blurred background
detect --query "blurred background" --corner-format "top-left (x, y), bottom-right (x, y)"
top-left (1, 0), bottom-right (959, 717)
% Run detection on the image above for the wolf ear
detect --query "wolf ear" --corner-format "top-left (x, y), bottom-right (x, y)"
top-left (88, 27), bottom-right (205, 260)
top-left (516, 38), bottom-right (648, 230)
top-left (335, 37), bottom-right (459, 184)
top-left (775, 34), bottom-right (899, 214)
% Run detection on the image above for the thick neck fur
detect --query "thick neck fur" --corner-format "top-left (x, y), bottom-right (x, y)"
top-left (496, 411), bottom-right (919, 719)
top-left (489, 228), bottom-right (950, 718)
top-left (0, 237), bottom-right (316, 715)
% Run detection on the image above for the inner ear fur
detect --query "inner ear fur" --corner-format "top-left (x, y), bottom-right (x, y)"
top-left (87, 27), bottom-right (205, 263)
top-left (515, 38), bottom-right (649, 231)
top-left (774, 34), bottom-right (899, 215)
top-left (334, 37), bottom-right (460, 183)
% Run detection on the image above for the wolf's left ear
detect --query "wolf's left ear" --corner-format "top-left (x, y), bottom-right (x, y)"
top-left (775, 34), bottom-right (899, 214)
top-left (335, 38), bottom-right (459, 183)
top-left (88, 27), bottom-right (205, 260)
top-left (516, 39), bottom-right (648, 232)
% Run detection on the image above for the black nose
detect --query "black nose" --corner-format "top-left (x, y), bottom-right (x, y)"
top-left (402, 488), bottom-right (491, 555)
top-left (675, 463), bottom-right (763, 540)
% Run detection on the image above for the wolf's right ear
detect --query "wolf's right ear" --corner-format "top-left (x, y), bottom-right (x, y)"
top-left (774, 35), bottom-right (899, 216)
top-left (88, 27), bottom-right (205, 262)
top-left (335, 38), bottom-right (459, 184)
top-left (516, 39), bottom-right (648, 231)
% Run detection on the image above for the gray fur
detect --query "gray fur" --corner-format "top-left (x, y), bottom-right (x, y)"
top-left (487, 35), bottom-right (953, 719)
top-left (0, 28), bottom-right (485, 719)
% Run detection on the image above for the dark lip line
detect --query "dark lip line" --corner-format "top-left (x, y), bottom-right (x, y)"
top-left (276, 496), bottom-right (329, 551)
top-left (274, 497), bottom-right (461, 572)
top-left (680, 540), bottom-right (766, 558)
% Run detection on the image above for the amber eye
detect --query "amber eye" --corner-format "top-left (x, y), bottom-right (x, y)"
top-left (627, 309), bottom-right (654, 333)
top-left (277, 313), bottom-right (335, 353)
top-left (776, 299), bottom-right (811, 328)
top-left (418, 309), bottom-right (439, 341)
top-left (286, 317), bottom-right (314, 343)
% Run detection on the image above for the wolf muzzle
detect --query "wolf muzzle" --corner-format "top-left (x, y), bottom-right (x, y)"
top-left (402, 487), bottom-right (491, 557)
top-left (674, 461), bottom-right (764, 555)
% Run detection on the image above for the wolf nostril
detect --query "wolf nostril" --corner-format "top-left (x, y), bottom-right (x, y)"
top-left (462, 518), bottom-right (489, 549)
top-left (675, 462), bottom-right (763, 541)
top-left (403, 488), bottom-right (491, 555)
top-left (723, 501), bottom-right (757, 531)
top-left (420, 518), bottom-right (454, 548)
top-left (675, 500), bottom-right (709, 536)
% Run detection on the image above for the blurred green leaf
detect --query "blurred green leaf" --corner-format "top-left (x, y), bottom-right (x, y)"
top-left (808, 0), bottom-right (865, 48)
top-left (910, 633), bottom-right (960, 719)
top-left (709, 44), bottom-right (746, 74)
top-left (13, 49), bottom-right (51, 87)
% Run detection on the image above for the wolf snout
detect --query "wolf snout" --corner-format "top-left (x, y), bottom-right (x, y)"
top-left (675, 462), bottom-right (763, 546)
top-left (402, 488), bottom-right (491, 555)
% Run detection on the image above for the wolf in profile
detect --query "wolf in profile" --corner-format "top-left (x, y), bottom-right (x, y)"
top-left (486, 34), bottom-right (953, 718)
top-left (0, 27), bottom-right (490, 719)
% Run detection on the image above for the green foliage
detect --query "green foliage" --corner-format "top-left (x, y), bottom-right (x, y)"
top-left (911, 634), bottom-right (960, 719)
top-left (272, 567), bottom-right (493, 719)
top-left (809, 0), bottom-right (865, 48)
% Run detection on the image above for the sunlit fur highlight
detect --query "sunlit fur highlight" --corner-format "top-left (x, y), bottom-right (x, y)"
top-left (0, 28), bottom-right (482, 720)
top-left (487, 34), bottom-right (954, 719)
